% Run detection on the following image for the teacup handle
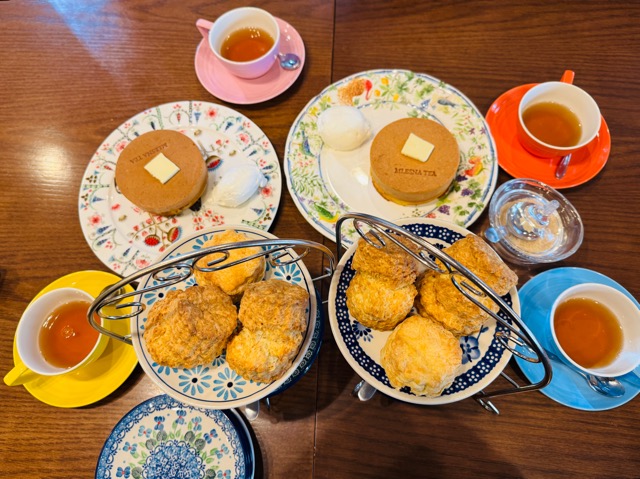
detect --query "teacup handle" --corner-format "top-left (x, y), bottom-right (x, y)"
top-left (3, 363), bottom-right (34, 386)
top-left (561, 70), bottom-right (575, 84)
top-left (196, 19), bottom-right (213, 42)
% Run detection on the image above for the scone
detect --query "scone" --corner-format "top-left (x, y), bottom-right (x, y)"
top-left (370, 118), bottom-right (460, 205)
top-left (115, 130), bottom-right (208, 216)
top-left (143, 285), bottom-right (237, 368)
top-left (226, 279), bottom-right (309, 383)
top-left (416, 234), bottom-right (518, 337)
top-left (346, 271), bottom-right (417, 331)
top-left (439, 234), bottom-right (518, 295)
top-left (416, 271), bottom-right (498, 337)
top-left (351, 232), bottom-right (423, 288)
top-left (381, 315), bottom-right (462, 397)
top-left (194, 230), bottom-right (266, 303)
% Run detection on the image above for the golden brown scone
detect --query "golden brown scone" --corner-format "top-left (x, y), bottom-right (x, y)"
top-left (226, 279), bottom-right (310, 383)
top-left (415, 271), bottom-right (498, 337)
top-left (194, 230), bottom-right (266, 302)
top-left (351, 232), bottom-right (422, 287)
top-left (236, 279), bottom-right (309, 333)
top-left (226, 329), bottom-right (302, 383)
top-left (439, 234), bottom-right (518, 295)
top-left (380, 315), bottom-right (462, 397)
top-left (143, 285), bottom-right (237, 369)
top-left (346, 271), bottom-right (417, 331)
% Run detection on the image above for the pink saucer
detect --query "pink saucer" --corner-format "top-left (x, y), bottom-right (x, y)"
top-left (486, 84), bottom-right (611, 189)
top-left (195, 18), bottom-right (305, 105)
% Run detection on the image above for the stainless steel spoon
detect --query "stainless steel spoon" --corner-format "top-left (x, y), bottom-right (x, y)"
top-left (555, 153), bottom-right (572, 179)
top-left (278, 52), bottom-right (301, 70)
top-left (546, 350), bottom-right (625, 398)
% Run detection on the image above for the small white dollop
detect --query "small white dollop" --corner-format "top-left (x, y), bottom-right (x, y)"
top-left (212, 164), bottom-right (267, 208)
top-left (317, 106), bottom-right (371, 151)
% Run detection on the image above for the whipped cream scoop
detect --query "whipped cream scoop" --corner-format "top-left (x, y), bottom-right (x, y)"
top-left (317, 106), bottom-right (371, 151)
top-left (211, 164), bottom-right (267, 208)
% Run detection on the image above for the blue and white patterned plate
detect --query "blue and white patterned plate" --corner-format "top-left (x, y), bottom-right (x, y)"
top-left (95, 394), bottom-right (254, 479)
top-left (131, 225), bottom-right (317, 409)
top-left (328, 218), bottom-right (519, 405)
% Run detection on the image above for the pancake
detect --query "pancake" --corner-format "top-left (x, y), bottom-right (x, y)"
top-left (115, 130), bottom-right (207, 216)
top-left (370, 118), bottom-right (460, 205)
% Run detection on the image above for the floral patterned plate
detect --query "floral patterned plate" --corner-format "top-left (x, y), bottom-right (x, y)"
top-left (79, 101), bottom-right (281, 277)
top-left (284, 70), bottom-right (498, 245)
top-left (131, 225), bottom-right (317, 410)
top-left (95, 394), bottom-right (254, 479)
top-left (328, 218), bottom-right (519, 405)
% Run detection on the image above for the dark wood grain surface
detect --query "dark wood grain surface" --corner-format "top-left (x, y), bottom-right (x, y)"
top-left (1, 1), bottom-right (638, 478)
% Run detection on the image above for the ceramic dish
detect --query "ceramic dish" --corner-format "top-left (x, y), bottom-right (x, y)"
top-left (10, 271), bottom-right (138, 408)
top-left (515, 267), bottom-right (640, 411)
top-left (195, 17), bottom-right (305, 105)
top-left (285, 69), bottom-right (498, 246)
top-left (95, 394), bottom-right (255, 479)
top-left (79, 100), bottom-right (281, 277)
top-left (131, 225), bottom-right (317, 409)
top-left (328, 218), bottom-right (518, 405)
top-left (486, 84), bottom-right (611, 189)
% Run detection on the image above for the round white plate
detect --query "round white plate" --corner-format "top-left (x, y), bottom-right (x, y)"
top-left (79, 100), bottom-right (282, 277)
top-left (95, 394), bottom-right (255, 479)
top-left (284, 69), bottom-right (498, 245)
top-left (132, 225), bottom-right (317, 409)
top-left (328, 218), bottom-right (518, 405)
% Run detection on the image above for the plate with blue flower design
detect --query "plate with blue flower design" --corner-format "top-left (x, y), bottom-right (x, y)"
top-left (328, 218), bottom-right (519, 405)
top-left (284, 69), bottom-right (498, 246)
top-left (79, 100), bottom-right (281, 277)
top-left (95, 394), bottom-right (254, 479)
top-left (131, 225), bottom-right (317, 409)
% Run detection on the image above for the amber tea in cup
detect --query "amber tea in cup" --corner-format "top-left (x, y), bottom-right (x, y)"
top-left (522, 102), bottom-right (582, 148)
top-left (39, 299), bottom-right (101, 369)
top-left (553, 296), bottom-right (623, 369)
top-left (221, 27), bottom-right (275, 62)
top-left (549, 283), bottom-right (640, 378)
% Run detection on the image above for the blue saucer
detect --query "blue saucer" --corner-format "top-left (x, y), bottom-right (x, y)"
top-left (516, 267), bottom-right (640, 411)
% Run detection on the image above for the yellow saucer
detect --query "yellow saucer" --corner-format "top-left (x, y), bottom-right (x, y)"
top-left (11, 270), bottom-right (139, 408)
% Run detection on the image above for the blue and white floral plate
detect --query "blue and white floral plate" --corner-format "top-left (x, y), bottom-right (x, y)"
top-left (284, 69), bottom-right (498, 246)
top-left (131, 225), bottom-right (317, 409)
top-left (328, 218), bottom-right (519, 405)
top-left (79, 100), bottom-right (282, 277)
top-left (95, 395), bottom-right (254, 479)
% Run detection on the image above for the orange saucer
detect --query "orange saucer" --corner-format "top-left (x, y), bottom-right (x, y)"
top-left (486, 84), bottom-right (611, 189)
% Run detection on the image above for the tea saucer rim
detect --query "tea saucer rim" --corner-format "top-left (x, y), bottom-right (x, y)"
top-left (194, 17), bottom-right (305, 105)
top-left (486, 83), bottom-right (611, 189)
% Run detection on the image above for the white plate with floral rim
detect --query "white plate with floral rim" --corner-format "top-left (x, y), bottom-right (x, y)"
top-left (328, 218), bottom-right (519, 405)
top-left (284, 69), bottom-right (498, 245)
top-left (131, 225), bottom-right (317, 410)
top-left (95, 394), bottom-right (254, 479)
top-left (79, 101), bottom-right (281, 277)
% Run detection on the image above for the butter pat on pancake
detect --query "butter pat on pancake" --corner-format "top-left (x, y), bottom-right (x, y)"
top-left (370, 118), bottom-right (460, 205)
top-left (115, 130), bottom-right (207, 216)
top-left (143, 285), bottom-right (237, 369)
top-left (194, 230), bottom-right (266, 303)
top-left (381, 315), bottom-right (462, 397)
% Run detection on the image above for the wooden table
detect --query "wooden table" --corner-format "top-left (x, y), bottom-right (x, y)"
top-left (1, 1), bottom-right (639, 478)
